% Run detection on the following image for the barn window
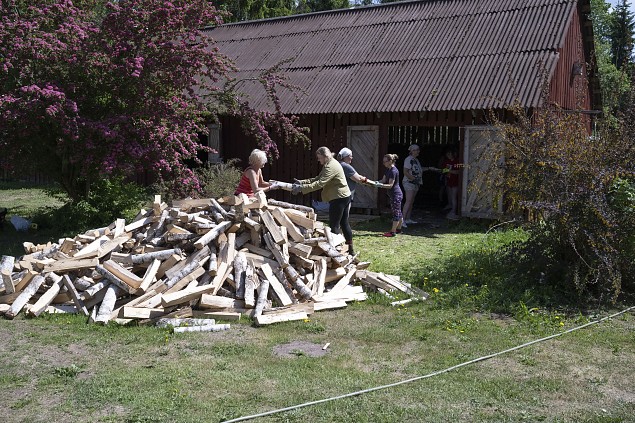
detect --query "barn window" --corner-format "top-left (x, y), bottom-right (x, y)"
top-left (207, 124), bottom-right (222, 163)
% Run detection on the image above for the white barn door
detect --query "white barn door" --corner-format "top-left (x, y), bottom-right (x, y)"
top-left (462, 126), bottom-right (504, 219)
top-left (347, 126), bottom-right (379, 210)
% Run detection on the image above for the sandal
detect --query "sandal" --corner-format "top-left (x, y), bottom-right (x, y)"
top-left (382, 231), bottom-right (396, 237)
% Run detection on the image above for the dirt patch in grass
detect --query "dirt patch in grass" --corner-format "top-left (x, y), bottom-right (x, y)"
top-left (273, 340), bottom-right (329, 358)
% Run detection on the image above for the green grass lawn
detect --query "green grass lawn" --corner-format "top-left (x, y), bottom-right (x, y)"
top-left (1, 184), bottom-right (634, 422)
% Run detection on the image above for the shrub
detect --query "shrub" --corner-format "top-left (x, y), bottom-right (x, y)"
top-left (487, 99), bottom-right (635, 303)
top-left (195, 160), bottom-right (243, 199)
top-left (38, 177), bottom-right (148, 234)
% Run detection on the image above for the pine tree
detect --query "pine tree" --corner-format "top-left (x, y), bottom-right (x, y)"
top-left (610, 0), bottom-right (635, 69)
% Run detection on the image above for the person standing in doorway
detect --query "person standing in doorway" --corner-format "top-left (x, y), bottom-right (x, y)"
top-left (440, 148), bottom-right (460, 219)
top-left (402, 144), bottom-right (422, 227)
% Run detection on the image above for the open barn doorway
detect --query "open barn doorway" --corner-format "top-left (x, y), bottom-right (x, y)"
top-left (387, 125), bottom-right (462, 212)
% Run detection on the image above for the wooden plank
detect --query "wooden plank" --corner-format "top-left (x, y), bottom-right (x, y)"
top-left (329, 267), bottom-right (357, 293)
top-left (44, 257), bottom-right (99, 273)
top-left (4, 274), bottom-right (46, 319)
top-left (102, 260), bottom-right (143, 289)
top-left (139, 259), bottom-right (161, 293)
top-left (270, 207), bottom-right (305, 242)
top-left (254, 311), bottom-right (308, 326)
top-left (259, 210), bottom-right (285, 244)
top-left (121, 307), bottom-right (167, 319)
top-left (283, 209), bottom-right (323, 230)
top-left (73, 235), bottom-right (110, 258)
top-left (313, 299), bottom-right (348, 311)
top-left (96, 235), bottom-right (131, 259)
top-left (191, 310), bottom-right (242, 321)
top-left (160, 279), bottom-right (216, 308)
top-left (199, 295), bottom-right (246, 310)
top-left (62, 275), bottom-right (89, 316)
top-left (27, 274), bottom-right (64, 317)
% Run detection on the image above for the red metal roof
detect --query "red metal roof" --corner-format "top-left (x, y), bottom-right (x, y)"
top-left (204, 0), bottom-right (585, 114)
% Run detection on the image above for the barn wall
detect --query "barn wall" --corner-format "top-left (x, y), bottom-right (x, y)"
top-left (548, 6), bottom-right (592, 113)
top-left (220, 110), bottom-right (479, 207)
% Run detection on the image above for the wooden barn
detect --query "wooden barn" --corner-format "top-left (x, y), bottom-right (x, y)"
top-left (202, 0), bottom-right (600, 217)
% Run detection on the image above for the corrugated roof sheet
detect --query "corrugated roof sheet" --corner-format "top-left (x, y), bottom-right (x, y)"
top-left (204, 0), bottom-right (580, 114)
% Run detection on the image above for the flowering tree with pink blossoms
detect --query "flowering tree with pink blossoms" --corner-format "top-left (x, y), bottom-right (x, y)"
top-left (0, 0), bottom-right (308, 200)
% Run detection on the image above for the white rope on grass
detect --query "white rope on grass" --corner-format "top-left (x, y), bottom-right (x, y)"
top-left (222, 305), bottom-right (635, 423)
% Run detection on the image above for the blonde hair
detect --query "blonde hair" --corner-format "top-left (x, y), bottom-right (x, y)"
top-left (316, 146), bottom-right (332, 159)
top-left (249, 149), bottom-right (267, 166)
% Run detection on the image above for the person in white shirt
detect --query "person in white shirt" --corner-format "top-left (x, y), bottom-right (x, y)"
top-left (401, 144), bottom-right (422, 226)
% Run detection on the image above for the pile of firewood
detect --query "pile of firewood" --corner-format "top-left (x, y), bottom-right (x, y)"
top-left (0, 192), bottom-right (426, 331)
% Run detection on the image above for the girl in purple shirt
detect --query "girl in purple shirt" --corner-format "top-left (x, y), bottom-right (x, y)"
top-left (376, 154), bottom-right (404, 237)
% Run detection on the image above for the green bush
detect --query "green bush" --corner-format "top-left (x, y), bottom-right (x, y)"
top-left (150, 160), bottom-right (243, 204)
top-left (37, 177), bottom-right (149, 234)
top-left (489, 99), bottom-right (635, 303)
top-left (195, 159), bottom-right (242, 199)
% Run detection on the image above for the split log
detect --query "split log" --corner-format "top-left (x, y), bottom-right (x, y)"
top-left (243, 262), bottom-right (256, 308)
top-left (95, 265), bottom-right (137, 294)
top-left (139, 259), bottom-right (161, 293)
top-left (102, 260), bottom-right (142, 289)
top-left (317, 242), bottom-right (349, 267)
top-left (233, 252), bottom-right (247, 299)
top-left (27, 273), bottom-right (64, 317)
top-left (312, 258), bottom-right (327, 297)
top-left (193, 220), bottom-right (232, 249)
top-left (165, 256), bottom-right (207, 290)
top-left (210, 198), bottom-right (230, 219)
top-left (259, 210), bottom-right (285, 245)
top-left (283, 210), bottom-right (323, 230)
top-left (130, 248), bottom-right (183, 264)
top-left (62, 275), bottom-right (89, 316)
top-left (199, 295), bottom-right (246, 310)
top-left (97, 235), bottom-right (131, 259)
top-left (191, 310), bottom-right (242, 321)
top-left (259, 263), bottom-right (292, 306)
top-left (44, 257), bottom-right (99, 273)
top-left (273, 266), bottom-right (298, 305)
top-left (263, 233), bottom-right (288, 268)
top-left (121, 307), bottom-right (167, 319)
top-left (268, 199), bottom-right (313, 214)
top-left (253, 274), bottom-right (270, 317)
top-left (284, 265), bottom-right (312, 300)
top-left (73, 235), bottom-right (110, 258)
top-left (155, 318), bottom-right (216, 328)
top-left (172, 324), bottom-right (230, 333)
top-left (0, 255), bottom-right (15, 294)
top-left (254, 311), bottom-right (308, 326)
top-left (4, 274), bottom-right (46, 319)
top-left (14, 270), bottom-right (36, 293)
top-left (94, 284), bottom-right (122, 324)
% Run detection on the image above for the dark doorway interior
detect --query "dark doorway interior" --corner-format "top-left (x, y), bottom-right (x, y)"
top-left (387, 125), bottom-right (460, 209)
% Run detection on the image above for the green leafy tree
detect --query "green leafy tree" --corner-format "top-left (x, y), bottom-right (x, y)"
top-left (303, 0), bottom-right (349, 13)
top-left (0, 0), bottom-right (308, 200)
top-left (592, 0), bottom-right (632, 119)
top-left (216, 0), bottom-right (296, 22)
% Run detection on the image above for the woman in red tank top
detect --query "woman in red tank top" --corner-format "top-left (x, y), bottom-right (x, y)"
top-left (234, 149), bottom-right (279, 196)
